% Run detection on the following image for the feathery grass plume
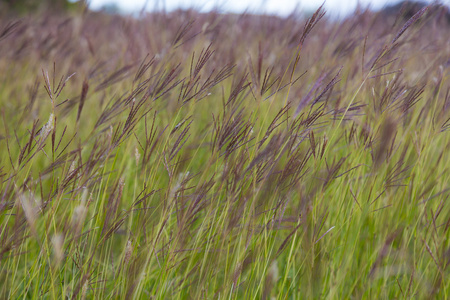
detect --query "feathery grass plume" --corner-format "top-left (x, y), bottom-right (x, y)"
top-left (391, 5), bottom-right (429, 45)
top-left (298, 4), bottom-right (325, 46)
top-left (76, 79), bottom-right (89, 122)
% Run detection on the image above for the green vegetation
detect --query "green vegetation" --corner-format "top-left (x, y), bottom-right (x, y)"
top-left (0, 0), bottom-right (82, 14)
top-left (0, 4), bottom-right (449, 299)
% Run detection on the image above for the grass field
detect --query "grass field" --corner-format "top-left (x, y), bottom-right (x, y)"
top-left (0, 3), bottom-right (450, 299)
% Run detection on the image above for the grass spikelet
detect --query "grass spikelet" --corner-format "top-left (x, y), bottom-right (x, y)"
top-left (391, 5), bottom-right (429, 45)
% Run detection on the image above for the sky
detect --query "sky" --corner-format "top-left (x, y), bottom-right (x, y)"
top-left (86, 0), bottom-right (450, 17)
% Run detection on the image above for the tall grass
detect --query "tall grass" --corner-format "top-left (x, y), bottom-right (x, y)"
top-left (0, 4), bottom-right (450, 299)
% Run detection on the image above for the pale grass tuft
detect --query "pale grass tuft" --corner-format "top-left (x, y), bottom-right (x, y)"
top-left (69, 159), bottom-right (77, 175)
top-left (124, 240), bottom-right (133, 266)
top-left (72, 189), bottom-right (89, 234)
top-left (119, 177), bottom-right (125, 194)
top-left (19, 192), bottom-right (38, 233)
top-left (268, 260), bottom-right (279, 281)
top-left (135, 146), bottom-right (140, 166)
top-left (72, 205), bottom-right (87, 234)
top-left (40, 113), bottom-right (54, 141)
top-left (81, 280), bottom-right (88, 300)
top-left (51, 233), bottom-right (64, 266)
top-left (107, 125), bottom-right (113, 144)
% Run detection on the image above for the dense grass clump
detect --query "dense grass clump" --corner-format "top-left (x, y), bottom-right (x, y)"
top-left (0, 4), bottom-right (450, 299)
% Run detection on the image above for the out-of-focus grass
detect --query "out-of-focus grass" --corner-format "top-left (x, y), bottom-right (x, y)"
top-left (0, 4), bottom-right (450, 299)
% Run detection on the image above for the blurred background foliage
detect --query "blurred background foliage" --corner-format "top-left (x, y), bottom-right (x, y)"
top-left (0, 0), bottom-right (85, 14)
